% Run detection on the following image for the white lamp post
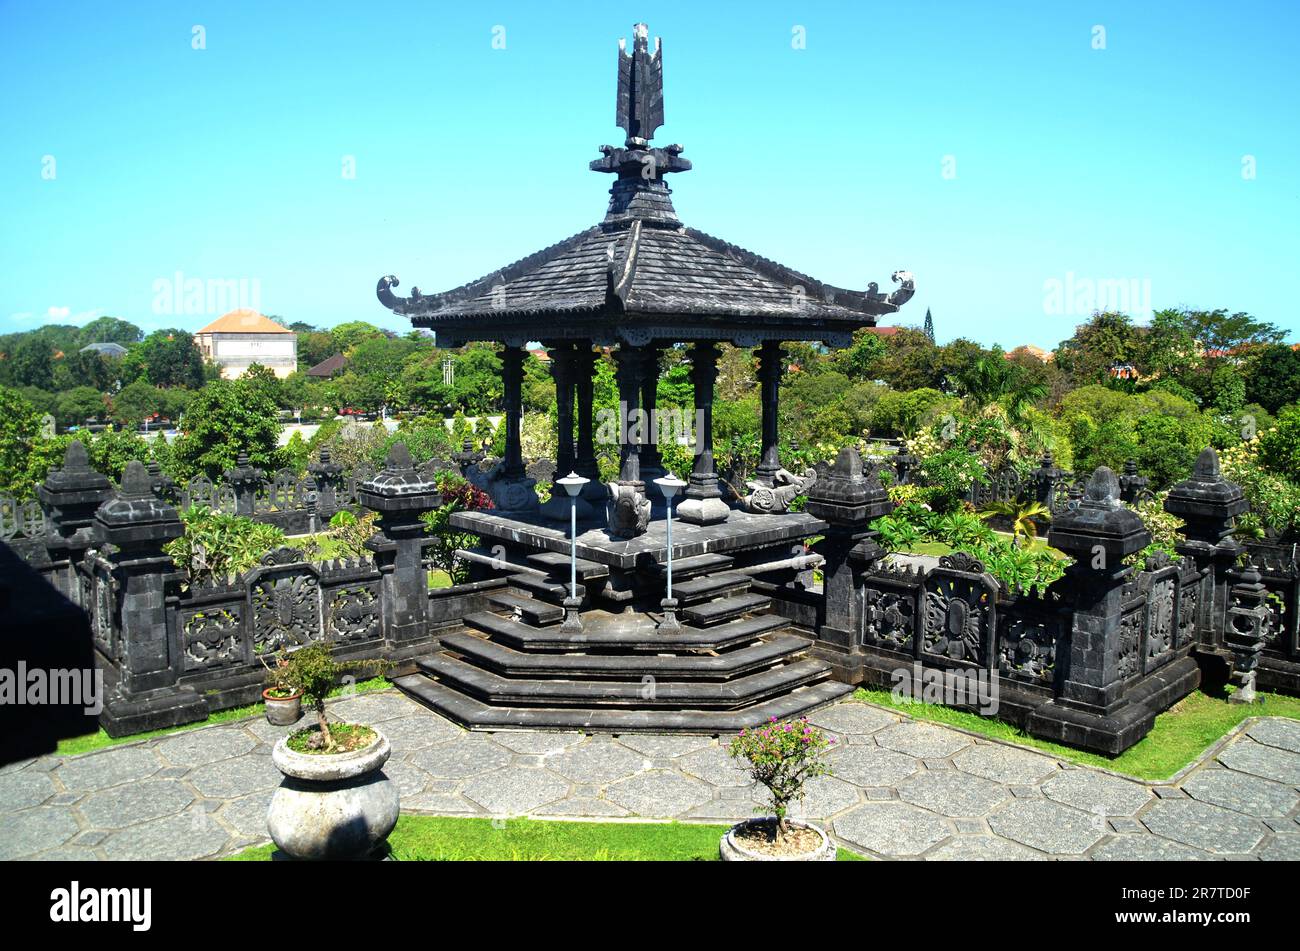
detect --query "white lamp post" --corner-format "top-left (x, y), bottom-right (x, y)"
top-left (557, 471), bottom-right (589, 633)
top-left (653, 472), bottom-right (687, 632)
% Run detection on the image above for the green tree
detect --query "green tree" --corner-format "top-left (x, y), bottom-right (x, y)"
top-left (10, 337), bottom-right (54, 389)
top-left (171, 377), bottom-right (283, 479)
top-left (121, 329), bottom-right (205, 388)
top-left (1054, 312), bottom-right (1144, 385)
top-left (0, 385), bottom-right (47, 497)
top-left (77, 316), bottom-right (142, 347)
top-left (55, 386), bottom-right (106, 427)
top-left (1245, 344), bottom-right (1300, 414)
top-left (111, 378), bottom-right (166, 427)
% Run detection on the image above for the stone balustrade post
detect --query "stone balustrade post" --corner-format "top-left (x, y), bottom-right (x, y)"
top-left (358, 442), bottom-right (443, 648)
top-left (308, 448), bottom-right (344, 528)
top-left (37, 440), bottom-right (113, 603)
top-left (1040, 466), bottom-right (1154, 750)
top-left (94, 460), bottom-right (205, 736)
top-left (804, 447), bottom-right (893, 677)
top-left (1163, 448), bottom-right (1248, 662)
top-left (223, 452), bottom-right (264, 517)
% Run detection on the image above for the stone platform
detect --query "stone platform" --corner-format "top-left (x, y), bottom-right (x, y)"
top-left (450, 509), bottom-right (826, 570)
top-left (398, 509), bottom-right (848, 731)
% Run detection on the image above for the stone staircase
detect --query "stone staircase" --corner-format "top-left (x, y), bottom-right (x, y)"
top-left (391, 552), bottom-right (852, 733)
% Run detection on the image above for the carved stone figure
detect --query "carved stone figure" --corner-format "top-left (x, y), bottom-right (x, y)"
top-left (607, 481), bottom-right (650, 539)
top-left (740, 466), bottom-right (817, 515)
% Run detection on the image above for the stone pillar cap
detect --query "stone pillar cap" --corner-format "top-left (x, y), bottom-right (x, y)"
top-left (37, 439), bottom-right (112, 504)
top-left (804, 447), bottom-right (892, 524)
top-left (1164, 448), bottom-right (1247, 519)
top-left (1047, 466), bottom-right (1150, 562)
top-left (95, 461), bottom-right (183, 548)
top-left (357, 442), bottom-right (443, 511)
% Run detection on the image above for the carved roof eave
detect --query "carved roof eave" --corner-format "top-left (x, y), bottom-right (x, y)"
top-left (377, 225), bottom-right (913, 324)
top-left (376, 227), bottom-right (603, 316)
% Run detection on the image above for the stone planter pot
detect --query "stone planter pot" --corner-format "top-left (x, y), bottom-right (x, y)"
top-left (267, 727), bottom-right (400, 860)
top-left (719, 817), bottom-right (836, 862)
top-left (262, 689), bottom-right (302, 726)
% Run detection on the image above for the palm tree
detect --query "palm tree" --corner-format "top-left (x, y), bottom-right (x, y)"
top-left (978, 500), bottom-right (1051, 548)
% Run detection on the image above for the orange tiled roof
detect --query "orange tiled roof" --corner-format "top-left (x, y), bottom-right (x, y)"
top-left (196, 309), bottom-right (292, 335)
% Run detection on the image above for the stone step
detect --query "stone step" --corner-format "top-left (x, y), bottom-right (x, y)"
top-left (525, 550), bottom-right (609, 580)
top-left (391, 674), bottom-right (855, 734)
top-left (506, 573), bottom-right (575, 605)
top-left (643, 552), bottom-right (735, 579)
top-left (487, 592), bottom-right (565, 626)
top-left (462, 610), bottom-right (786, 653)
top-left (669, 571), bottom-right (752, 605)
top-left (437, 630), bottom-right (813, 680)
top-left (419, 654), bottom-right (830, 709)
top-left (681, 591), bottom-right (772, 626)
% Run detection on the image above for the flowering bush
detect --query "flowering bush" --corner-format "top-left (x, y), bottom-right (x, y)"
top-left (728, 717), bottom-right (834, 840)
top-left (420, 471), bottom-right (493, 584)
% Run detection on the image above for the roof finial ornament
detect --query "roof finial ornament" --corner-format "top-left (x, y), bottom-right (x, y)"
top-left (617, 22), bottom-right (664, 146)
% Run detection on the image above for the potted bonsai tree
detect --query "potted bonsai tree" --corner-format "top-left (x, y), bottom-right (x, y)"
top-left (257, 648), bottom-right (303, 726)
top-left (265, 641), bottom-right (398, 860)
top-left (722, 716), bottom-right (837, 861)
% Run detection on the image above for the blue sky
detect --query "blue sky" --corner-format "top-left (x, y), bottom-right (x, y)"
top-left (1, 1), bottom-right (1296, 348)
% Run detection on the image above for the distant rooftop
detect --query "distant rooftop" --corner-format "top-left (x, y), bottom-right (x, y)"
top-left (79, 341), bottom-right (128, 357)
top-left (197, 309), bottom-right (292, 335)
top-left (306, 353), bottom-right (348, 377)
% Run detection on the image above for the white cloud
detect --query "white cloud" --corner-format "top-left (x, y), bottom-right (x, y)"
top-left (46, 305), bottom-right (71, 320)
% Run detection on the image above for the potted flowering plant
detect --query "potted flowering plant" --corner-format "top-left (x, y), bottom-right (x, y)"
top-left (722, 716), bottom-right (836, 861)
top-left (257, 648), bottom-right (302, 726)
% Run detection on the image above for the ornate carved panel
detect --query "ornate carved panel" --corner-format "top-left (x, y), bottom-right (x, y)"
top-left (326, 583), bottom-right (381, 642)
top-left (250, 568), bottom-right (321, 653)
top-left (1116, 608), bottom-right (1142, 680)
top-left (999, 616), bottom-right (1057, 683)
top-left (863, 587), bottom-right (915, 652)
top-left (922, 562), bottom-right (995, 666)
top-left (1177, 581), bottom-right (1199, 647)
top-left (92, 564), bottom-right (116, 660)
top-left (1145, 575), bottom-right (1176, 669)
top-left (181, 606), bottom-right (244, 672)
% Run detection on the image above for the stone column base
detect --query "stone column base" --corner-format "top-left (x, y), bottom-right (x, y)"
top-left (100, 685), bottom-right (209, 738)
top-left (677, 496), bottom-right (730, 525)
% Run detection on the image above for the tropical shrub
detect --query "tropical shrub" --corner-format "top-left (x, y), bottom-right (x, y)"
top-left (164, 505), bottom-right (286, 586)
top-left (420, 472), bottom-right (493, 584)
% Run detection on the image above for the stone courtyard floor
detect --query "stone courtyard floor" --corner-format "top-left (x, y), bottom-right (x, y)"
top-left (2, 690), bottom-right (1298, 861)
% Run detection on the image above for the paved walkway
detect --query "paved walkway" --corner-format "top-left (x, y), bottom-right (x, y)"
top-left (2, 691), bottom-right (1298, 860)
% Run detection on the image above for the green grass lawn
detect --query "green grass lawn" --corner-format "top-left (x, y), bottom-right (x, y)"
top-left (854, 685), bottom-right (1300, 781)
top-left (55, 676), bottom-right (392, 757)
top-left (227, 815), bottom-right (867, 861)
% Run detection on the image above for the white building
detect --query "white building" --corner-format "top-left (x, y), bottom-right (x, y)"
top-left (195, 309), bottom-right (297, 379)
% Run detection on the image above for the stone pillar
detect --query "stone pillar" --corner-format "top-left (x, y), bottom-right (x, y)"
top-left (95, 460), bottom-right (206, 736)
top-left (540, 343), bottom-right (594, 521)
top-left (1163, 447), bottom-right (1248, 659)
top-left (549, 343), bottom-right (577, 479)
top-left (223, 452), bottom-right (264, 517)
top-left (608, 345), bottom-right (651, 539)
top-left (640, 345), bottom-right (667, 497)
top-left (308, 449), bottom-right (344, 527)
top-left (613, 345), bottom-right (648, 485)
top-left (37, 440), bottom-right (113, 603)
top-left (1039, 467), bottom-right (1153, 748)
top-left (501, 345), bottom-right (526, 481)
top-left (1225, 562), bottom-right (1269, 703)
top-left (1032, 451), bottom-right (1066, 509)
top-left (358, 443), bottom-right (443, 648)
top-left (805, 447), bottom-right (893, 669)
top-left (573, 343), bottom-right (604, 504)
top-left (678, 342), bottom-right (728, 525)
top-left (1119, 459), bottom-right (1149, 505)
top-left (893, 451), bottom-right (918, 487)
top-left (755, 340), bottom-right (784, 486)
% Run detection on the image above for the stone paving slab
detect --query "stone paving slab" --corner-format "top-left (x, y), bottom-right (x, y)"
top-left (2, 695), bottom-right (1297, 861)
